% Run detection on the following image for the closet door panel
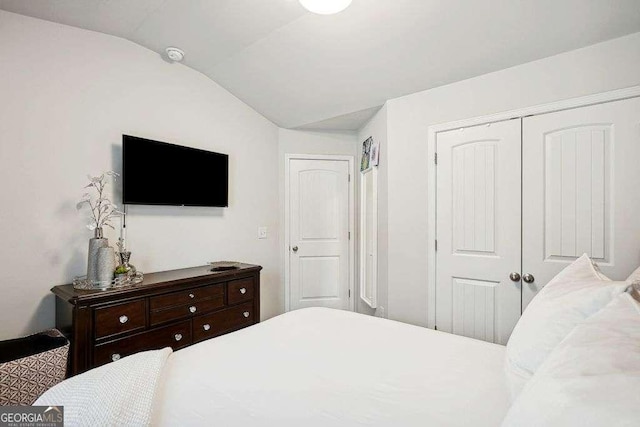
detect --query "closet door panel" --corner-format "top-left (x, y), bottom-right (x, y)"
top-left (522, 97), bottom-right (640, 308)
top-left (436, 119), bottom-right (522, 345)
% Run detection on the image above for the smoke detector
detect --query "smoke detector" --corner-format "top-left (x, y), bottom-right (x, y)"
top-left (165, 47), bottom-right (185, 62)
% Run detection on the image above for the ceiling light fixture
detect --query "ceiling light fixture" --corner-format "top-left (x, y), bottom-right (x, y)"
top-left (165, 47), bottom-right (185, 62)
top-left (299, 0), bottom-right (352, 15)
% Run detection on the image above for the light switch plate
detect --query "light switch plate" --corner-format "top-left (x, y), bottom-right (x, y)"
top-left (258, 227), bottom-right (268, 239)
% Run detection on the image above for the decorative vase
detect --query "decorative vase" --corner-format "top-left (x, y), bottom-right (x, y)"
top-left (117, 251), bottom-right (137, 277)
top-left (96, 247), bottom-right (115, 288)
top-left (94, 227), bottom-right (104, 239)
top-left (87, 236), bottom-right (108, 283)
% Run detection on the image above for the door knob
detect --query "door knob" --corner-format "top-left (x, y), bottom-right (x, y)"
top-left (292, 246), bottom-right (299, 252)
top-left (523, 273), bottom-right (535, 283)
top-left (509, 272), bottom-right (521, 282)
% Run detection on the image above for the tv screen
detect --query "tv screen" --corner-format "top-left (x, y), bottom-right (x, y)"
top-left (122, 135), bottom-right (229, 207)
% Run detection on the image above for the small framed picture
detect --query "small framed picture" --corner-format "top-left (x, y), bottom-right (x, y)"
top-left (361, 137), bottom-right (373, 172)
top-left (371, 140), bottom-right (380, 166)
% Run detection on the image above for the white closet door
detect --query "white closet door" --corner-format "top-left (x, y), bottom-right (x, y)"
top-left (522, 97), bottom-right (640, 308)
top-left (436, 119), bottom-right (522, 345)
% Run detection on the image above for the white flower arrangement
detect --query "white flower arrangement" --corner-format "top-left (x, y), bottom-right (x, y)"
top-left (76, 171), bottom-right (123, 234)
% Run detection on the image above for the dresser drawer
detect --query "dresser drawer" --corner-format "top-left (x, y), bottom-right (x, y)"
top-left (193, 302), bottom-right (254, 343)
top-left (94, 320), bottom-right (191, 367)
top-left (228, 278), bottom-right (254, 305)
top-left (150, 295), bottom-right (224, 327)
top-left (94, 300), bottom-right (146, 339)
top-left (150, 283), bottom-right (224, 311)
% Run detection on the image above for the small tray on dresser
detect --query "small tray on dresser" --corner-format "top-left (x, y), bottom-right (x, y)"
top-left (209, 261), bottom-right (241, 271)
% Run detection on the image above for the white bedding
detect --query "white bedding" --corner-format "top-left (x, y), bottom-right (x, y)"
top-left (155, 308), bottom-right (510, 426)
top-left (502, 292), bottom-right (640, 426)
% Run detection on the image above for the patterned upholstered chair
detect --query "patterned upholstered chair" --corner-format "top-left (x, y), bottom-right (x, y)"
top-left (0, 329), bottom-right (69, 405)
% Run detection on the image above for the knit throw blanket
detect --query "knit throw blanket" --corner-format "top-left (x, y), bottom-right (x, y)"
top-left (35, 347), bottom-right (172, 426)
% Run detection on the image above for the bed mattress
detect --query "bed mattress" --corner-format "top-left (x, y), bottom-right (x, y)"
top-left (154, 308), bottom-right (510, 426)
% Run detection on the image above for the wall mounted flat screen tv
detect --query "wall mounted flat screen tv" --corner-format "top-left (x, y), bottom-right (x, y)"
top-left (122, 135), bottom-right (229, 207)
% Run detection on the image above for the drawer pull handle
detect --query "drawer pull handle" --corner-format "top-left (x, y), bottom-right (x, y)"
top-left (112, 353), bottom-right (121, 362)
top-left (243, 311), bottom-right (250, 318)
top-left (189, 306), bottom-right (197, 313)
top-left (189, 293), bottom-right (195, 299)
top-left (119, 315), bottom-right (128, 324)
top-left (239, 287), bottom-right (247, 294)
top-left (203, 324), bottom-right (211, 331)
top-left (174, 333), bottom-right (183, 342)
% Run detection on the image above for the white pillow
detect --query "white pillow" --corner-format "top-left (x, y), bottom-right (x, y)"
top-left (502, 292), bottom-right (640, 427)
top-left (504, 254), bottom-right (628, 400)
top-left (626, 265), bottom-right (640, 283)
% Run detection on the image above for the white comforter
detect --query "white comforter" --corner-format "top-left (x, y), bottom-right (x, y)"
top-left (156, 308), bottom-right (509, 426)
top-left (37, 308), bottom-right (510, 426)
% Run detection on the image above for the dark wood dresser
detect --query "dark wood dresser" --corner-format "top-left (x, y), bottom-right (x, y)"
top-left (51, 263), bottom-right (261, 375)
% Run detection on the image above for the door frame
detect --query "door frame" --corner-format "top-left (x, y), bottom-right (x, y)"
top-left (426, 85), bottom-right (640, 329)
top-left (284, 153), bottom-right (356, 312)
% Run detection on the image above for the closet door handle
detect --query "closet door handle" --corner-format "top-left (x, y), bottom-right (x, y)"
top-left (509, 272), bottom-right (521, 282)
top-left (523, 273), bottom-right (535, 284)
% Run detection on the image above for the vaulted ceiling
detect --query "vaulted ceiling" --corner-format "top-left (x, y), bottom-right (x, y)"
top-left (2, 0), bottom-right (640, 130)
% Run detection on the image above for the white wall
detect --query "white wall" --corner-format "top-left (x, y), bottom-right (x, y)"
top-left (279, 129), bottom-right (358, 159)
top-left (357, 105), bottom-right (388, 317)
top-left (0, 11), bottom-right (281, 339)
top-left (278, 129), bottom-right (359, 312)
top-left (385, 32), bottom-right (640, 327)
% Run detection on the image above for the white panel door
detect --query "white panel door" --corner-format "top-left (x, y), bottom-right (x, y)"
top-left (436, 119), bottom-right (522, 344)
top-left (522, 97), bottom-right (640, 308)
top-left (289, 159), bottom-right (351, 310)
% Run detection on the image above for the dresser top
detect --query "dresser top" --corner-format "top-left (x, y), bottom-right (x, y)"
top-left (52, 263), bottom-right (262, 305)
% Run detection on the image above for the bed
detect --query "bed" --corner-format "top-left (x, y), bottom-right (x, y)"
top-left (38, 307), bottom-right (511, 426)
top-left (36, 255), bottom-right (640, 426)
top-left (156, 308), bottom-right (510, 426)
